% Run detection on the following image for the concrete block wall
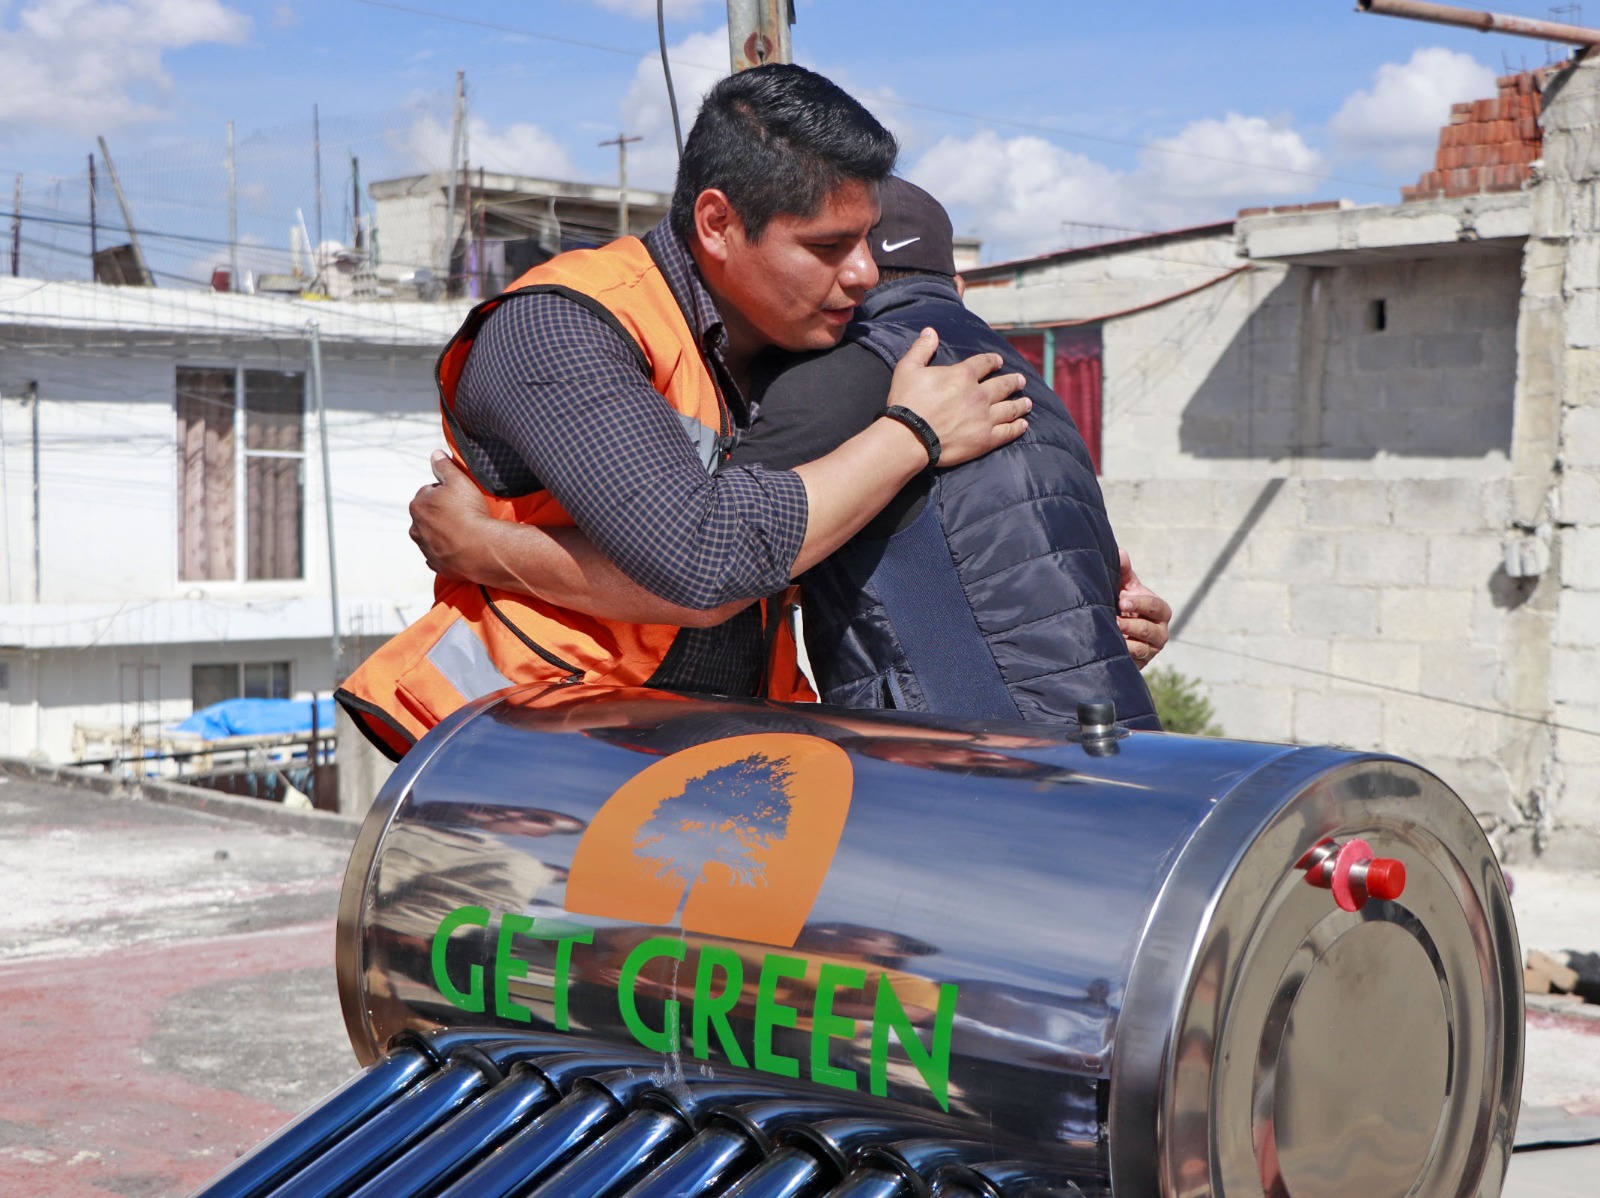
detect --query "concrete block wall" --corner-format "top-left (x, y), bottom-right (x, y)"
top-left (1101, 266), bottom-right (1300, 475)
top-left (1537, 58), bottom-right (1600, 857)
top-left (1106, 475), bottom-right (1525, 822)
top-left (1316, 254), bottom-right (1520, 464)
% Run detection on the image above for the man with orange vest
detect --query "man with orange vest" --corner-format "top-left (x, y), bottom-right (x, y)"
top-left (336, 64), bottom-right (1031, 760)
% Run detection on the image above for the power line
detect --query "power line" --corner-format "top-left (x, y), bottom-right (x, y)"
top-left (346, 0), bottom-right (1394, 193)
top-left (1178, 638), bottom-right (1600, 741)
top-left (16, 207), bottom-right (300, 259)
top-left (349, 0), bottom-right (664, 60)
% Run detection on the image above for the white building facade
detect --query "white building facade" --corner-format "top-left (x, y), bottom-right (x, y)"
top-left (0, 281), bottom-right (471, 765)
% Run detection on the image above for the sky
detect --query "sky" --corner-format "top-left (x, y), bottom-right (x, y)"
top-left (0, 0), bottom-right (1585, 281)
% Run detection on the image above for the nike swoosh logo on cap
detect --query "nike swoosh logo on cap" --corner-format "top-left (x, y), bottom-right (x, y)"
top-left (880, 236), bottom-right (921, 253)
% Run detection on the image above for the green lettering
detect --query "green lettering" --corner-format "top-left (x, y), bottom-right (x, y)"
top-left (494, 913), bottom-right (538, 1022)
top-left (870, 975), bottom-right (959, 1112)
top-left (431, 905), bottom-right (489, 1014)
top-left (530, 918), bottom-right (593, 1031)
top-left (811, 963), bottom-right (865, 1092)
top-left (692, 945), bottom-right (748, 1066)
top-left (753, 953), bottom-right (808, 1079)
top-left (618, 936), bottom-right (685, 1053)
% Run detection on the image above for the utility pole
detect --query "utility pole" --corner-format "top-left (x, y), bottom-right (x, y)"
top-left (96, 136), bottom-right (154, 286)
top-left (312, 104), bottom-right (325, 291)
top-left (598, 133), bottom-right (642, 239)
top-left (442, 70), bottom-right (466, 283)
top-left (475, 166), bottom-right (486, 298)
top-left (726, 0), bottom-right (794, 71)
top-left (307, 323), bottom-right (343, 682)
top-left (461, 113), bottom-right (473, 297)
top-left (28, 381), bottom-right (39, 603)
top-left (226, 120), bottom-right (238, 292)
top-left (350, 153), bottom-right (363, 252)
top-left (9, 175), bottom-right (19, 277)
top-left (87, 154), bottom-right (98, 278)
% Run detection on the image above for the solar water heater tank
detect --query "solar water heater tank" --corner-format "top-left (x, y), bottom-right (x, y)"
top-left (200, 685), bottom-right (1522, 1198)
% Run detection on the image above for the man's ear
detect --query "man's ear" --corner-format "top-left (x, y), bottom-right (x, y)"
top-left (693, 189), bottom-right (740, 264)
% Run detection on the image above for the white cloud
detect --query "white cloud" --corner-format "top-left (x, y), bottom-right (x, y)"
top-left (616, 25), bottom-right (729, 191)
top-left (0, 0), bottom-right (250, 135)
top-left (908, 114), bottom-right (1326, 261)
top-left (1330, 46), bottom-right (1496, 172)
top-left (406, 112), bottom-right (577, 181)
top-left (911, 130), bottom-right (1129, 259)
top-left (1141, 113), bottom-right (1325, 202)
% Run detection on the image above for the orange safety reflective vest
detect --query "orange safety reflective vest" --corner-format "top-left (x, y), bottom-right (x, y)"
top-left (337, 236), bottom-right (811, 762)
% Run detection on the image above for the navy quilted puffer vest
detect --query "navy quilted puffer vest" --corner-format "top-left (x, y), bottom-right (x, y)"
top-left (802, 275), bottom-right (1159, 730)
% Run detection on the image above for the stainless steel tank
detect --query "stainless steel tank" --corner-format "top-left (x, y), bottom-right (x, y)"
top-left (336, 684), bottom-right (1521, 1198)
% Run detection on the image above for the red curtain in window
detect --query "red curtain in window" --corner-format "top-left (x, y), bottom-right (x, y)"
top-left (1003, 326), bottom-right (1103, 473)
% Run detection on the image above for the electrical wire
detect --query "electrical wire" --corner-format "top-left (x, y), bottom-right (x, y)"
top-left (659, 0), bottom-right (684, 158)
top-left (1176, 637), bottom-right (1600, 741)
top-left (343, 0), bottom-right (1391, 193)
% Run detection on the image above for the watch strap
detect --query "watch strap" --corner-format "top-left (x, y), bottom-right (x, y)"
top-left (879, 404), bottom-right (942, 469)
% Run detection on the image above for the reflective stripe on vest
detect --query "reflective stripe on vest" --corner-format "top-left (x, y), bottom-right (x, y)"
top-left (427, 619), bottom-right (514, 705)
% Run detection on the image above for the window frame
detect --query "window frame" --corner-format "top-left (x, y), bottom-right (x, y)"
top-left (191, 660), bottom-right (295, 710)
top-left (176, 363), bottom-right (309, 585)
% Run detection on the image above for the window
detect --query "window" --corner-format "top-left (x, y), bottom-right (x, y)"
top-left (177, 367), bottom-right (305, 581)
top-left (192, 661), bottom-right (292, 710)
top-left (1004, 325), bottom-right (1104, 473)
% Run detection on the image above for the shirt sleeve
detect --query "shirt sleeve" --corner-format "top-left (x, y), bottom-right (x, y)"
top-left (454, 291), bottom-right (809, 610)
top-left (736, 343), bottom-right (893, 471)
top-left (736, 341), bottom-right (928, 539)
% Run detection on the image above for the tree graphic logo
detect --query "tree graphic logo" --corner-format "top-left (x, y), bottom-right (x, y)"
top-left (566, 734), bottom-right (853, 947)
top-left (634, 752), bottom-right (796, 920)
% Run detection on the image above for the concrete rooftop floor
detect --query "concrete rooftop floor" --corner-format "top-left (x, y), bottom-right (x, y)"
top-left (0, 769), bottom-right (1594, 1196)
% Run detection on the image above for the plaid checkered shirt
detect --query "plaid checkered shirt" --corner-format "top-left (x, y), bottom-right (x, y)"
top-left (451, 222), bottom-right (808, 696)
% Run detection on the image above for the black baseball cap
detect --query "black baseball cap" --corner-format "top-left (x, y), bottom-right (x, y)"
top-left (871, 177), bottom-right (958, 277)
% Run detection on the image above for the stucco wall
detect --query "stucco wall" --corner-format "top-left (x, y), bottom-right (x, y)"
top-left (0, 336), bottom-right (441, 761)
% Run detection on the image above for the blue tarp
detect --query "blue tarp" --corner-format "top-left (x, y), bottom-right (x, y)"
top-left (171, 697), bottom-right (336, 740)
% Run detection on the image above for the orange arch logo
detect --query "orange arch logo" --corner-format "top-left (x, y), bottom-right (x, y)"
top-left (565, 734), bottom-right (853, 948)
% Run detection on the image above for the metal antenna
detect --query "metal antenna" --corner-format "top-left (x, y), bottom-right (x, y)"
top-left (10, 174), bottom-right (19, 277)
top-left (227, 120), bottom-right (238, 292)
top-left (87, 154), bottom-right (97, 279)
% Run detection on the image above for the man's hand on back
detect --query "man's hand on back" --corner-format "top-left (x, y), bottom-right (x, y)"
top-left (1118, 548), bottom-right (1171, 670)
top-left (886, 328), bottom-right (1031, 466)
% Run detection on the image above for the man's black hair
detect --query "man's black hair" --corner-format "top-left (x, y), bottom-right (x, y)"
top-left (875, 265), bottom-right (951, 285)
top-left (670, 63), bottom-right (898, 244)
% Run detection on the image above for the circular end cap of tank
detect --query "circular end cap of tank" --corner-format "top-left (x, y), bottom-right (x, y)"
top-left (1110, 753), bottom-right (1522, 1198)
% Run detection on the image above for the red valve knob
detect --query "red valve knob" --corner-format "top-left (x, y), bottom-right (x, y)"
top-left (1363, 856), bottom-right (1407, 902)
top-left (1299, 838), bottom-right (1406, 911)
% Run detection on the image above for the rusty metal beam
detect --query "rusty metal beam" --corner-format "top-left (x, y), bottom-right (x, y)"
top-left (1358, 0), bottom-right (1600, 47)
